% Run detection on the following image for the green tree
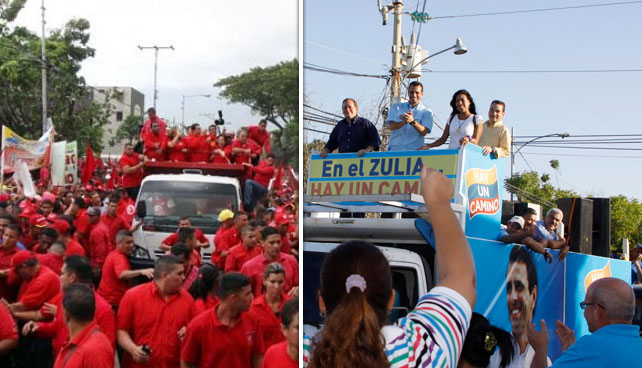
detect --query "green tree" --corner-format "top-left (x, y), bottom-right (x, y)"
top-left (0, 11), bottom-right (111, 151)
top-left (505, 170), bottom-right (577, 212)
top-left (609, 195), bottom-right (642, 253)
top-left (110, 114), bottom-right (142, 146)
top-left (214, 60), bottom-right (298, 166)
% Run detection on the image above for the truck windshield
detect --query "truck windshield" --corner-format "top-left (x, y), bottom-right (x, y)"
top-left (138, 181), bottom-right (238, 220)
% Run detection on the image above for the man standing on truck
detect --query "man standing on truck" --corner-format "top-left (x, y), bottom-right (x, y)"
top-left (533, 208), bottom-right (569, 261)
top-left (319, 98), bottom-right (380, 158)
top-left (386, 81), bottom-right (433, 151)
top-left (143, 120), bottom-right (167, 161)
top-left (478, 100), bottom-right (511, 158)
top-left (119, 143), bottom-right (148, 201)
top-left (248, 119), bottom-right (271, 155)
top-left (244, 154), bottom-right (275, 212)
top-left (140, 107), bottom-right (167, 141)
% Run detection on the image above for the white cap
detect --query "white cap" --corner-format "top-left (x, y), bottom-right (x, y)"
top-left (508, 216), bottom-right (525, 229)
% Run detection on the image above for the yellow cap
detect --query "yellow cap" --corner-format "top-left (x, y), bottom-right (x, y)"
top-left (218, 209), bottom-right (235, 222)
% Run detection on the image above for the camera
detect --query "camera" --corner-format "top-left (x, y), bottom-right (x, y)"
top-left (215, 110), bottom-right (225, 126)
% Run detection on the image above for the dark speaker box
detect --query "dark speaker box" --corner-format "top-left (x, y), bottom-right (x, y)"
top-left (557, 198), bottom-right (593, 255)
top-left (592, 198), bottom-right (611, 258)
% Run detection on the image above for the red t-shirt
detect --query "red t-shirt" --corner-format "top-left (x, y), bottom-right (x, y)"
top-left (252, 160), bottom-right (275, 188)
top-left (17, 265), bottom-right (60, 310)
top-left (117, 282), bottom-right (195, 368)
top-left (193, 295), bottom-right (220, 317)
top-left (37, 291), bottom-right (116, 357)
top-left (248, 293), bottom-right (290, 349)
top-left (240, 253), bottom-right (299, 296)
top-left (53, 321), bottom-right (114, 368)
top-left (87, 222), bottom-right (114, 270)
top-left (224, 243), bottom-right (263, 273)
top-left (231, 139), bottom-right (252, 164)
top-left (0, 246), bottom-right (18, 301)
top-left (35, 253), bottom-right (63, 275)
top-left (162, 229), bottom-right (209, 248)
top-left (184, 135), bottom-right (210, 162)
top-left (97, 250), bottom-right (131, 306)
top-left (119, 153), bottom-right (143, 189)
top-left (73, 210), bottom-right (90, 247)
top-left (101, 213), bottom-right (131, 244)
top-left (64, 239), bottom-right (86, 257)
top-left (140, 117), bottom-right (167, 141)
top-left (117, 197), bottom-right (136, 224)
top-left (261, 341), bottom-right (297, 368)
top-left (142, 131), bottom-right (167, 161)
top-left (181, 306), bottom-right (264, 368)
top-left (212, 226), bottom-right (238, 269)
top-left (0, 303), bottom-right (18, 347)
top-left (168, 138), bottom-right (187, 162)
top-left (248, 125), bottom-right (271, 154)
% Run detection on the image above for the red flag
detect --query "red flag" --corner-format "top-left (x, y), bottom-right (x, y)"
top-left (272, 163), bottom-right (284, 190)
top-left (81, 145), bottom-right (96, 185)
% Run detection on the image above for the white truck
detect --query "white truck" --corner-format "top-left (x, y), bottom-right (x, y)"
top-left (131, 162), bottom-right (244, 262)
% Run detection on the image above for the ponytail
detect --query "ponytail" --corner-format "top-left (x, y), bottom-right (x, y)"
top-left (310, 288), bottom-right (388, 368)
top-left (461, 313), bottom-right (515, 368)
top-left (309, 241), bottom-right (393, 368)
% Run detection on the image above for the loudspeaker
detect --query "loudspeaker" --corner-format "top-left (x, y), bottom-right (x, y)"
top-left (502, 200), bottom-right (515, 225)
top-left (592, 198), bottom-right (610, 258)
top-left (557, 198), bottom-right (593, 255)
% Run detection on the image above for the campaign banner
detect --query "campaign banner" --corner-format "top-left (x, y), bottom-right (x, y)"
top-left (459, 144), bottom-right (505, 240)
top-left (64, 141), bottom-right (78, 186)
top-left (1, 125), bottom-right (53, 173)
top-left (470, 239), bottom-right (631, 362)
top-left (51, 141), bottom-right (67, 186)
top-left (307, 150), bottom-right (459, 196)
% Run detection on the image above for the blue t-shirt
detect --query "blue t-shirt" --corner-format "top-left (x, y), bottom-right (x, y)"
top-left (386, 102), bottom-right (433, 151)
top-left (551, 324), bottom-right (642, 367)
top-left (533, 220), bottom-right (559, 242)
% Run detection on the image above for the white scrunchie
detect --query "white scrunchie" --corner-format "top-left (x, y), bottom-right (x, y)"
top-left (345, 274), bottom-right (367, 294)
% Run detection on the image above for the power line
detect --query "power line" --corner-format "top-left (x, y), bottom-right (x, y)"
top-left (520, 144), bottom-right (642, 151)
top-left (515, 134), bottom-right (642, 138)
top-left (304, 63), bottom-right (388, 79)
top-left (521, 151), bottom-right (642, 159)
top-left (303, 127), bottom-right (330, 136)
top-left (303, 103), bottom-right (343, 119)
top-left (431, 1), bottom-right (642, 19)
top-left (422, 68), bottom-right (642, 73)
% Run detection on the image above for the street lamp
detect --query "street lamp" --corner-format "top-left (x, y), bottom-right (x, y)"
top-left (511, 132), bottom-right (570, 178)
top-left (181, 94), bottom-right (211, 126)
top-left (407, 37), bottom-right (467, 73)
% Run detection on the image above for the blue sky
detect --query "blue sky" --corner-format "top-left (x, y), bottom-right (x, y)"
top-left (303, 0), bottom-right (642, 199)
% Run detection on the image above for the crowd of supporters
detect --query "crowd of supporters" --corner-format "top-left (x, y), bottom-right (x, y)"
top-left (0, 109), bottom-right (299, 367)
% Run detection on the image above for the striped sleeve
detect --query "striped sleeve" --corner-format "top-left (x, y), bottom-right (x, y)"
top-left (391, 286), bottom-right (472, 368)
top-left (302, 334), bottom-right (311, 367)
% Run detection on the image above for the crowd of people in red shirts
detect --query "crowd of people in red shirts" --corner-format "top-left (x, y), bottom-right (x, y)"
top-left (0, 108), bottom-right (299, 367)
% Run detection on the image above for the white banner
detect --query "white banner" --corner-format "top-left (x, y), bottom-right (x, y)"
top-left (64, 141), bottom-right (78, 186)
top-left (51, 141), bottom-right (67, 186)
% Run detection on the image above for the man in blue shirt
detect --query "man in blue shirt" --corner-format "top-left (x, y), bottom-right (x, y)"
top-left (320, 98), bottom-right (380, 158)
top-left (386, 81), bottom-right (433, 151)
top-left (533, 208), bottom-right (568, 261)
top-left (528, 277), bottom-right (642, 367)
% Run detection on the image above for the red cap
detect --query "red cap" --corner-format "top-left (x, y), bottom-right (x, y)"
top-left (274, 213), bottom-right (291, 225)
top-left (0, 194), bottom-right (9, 202)
top-left (29, 214), bottom-right (48, 228)
top-left (42, 191), bottom-right (56, 202)
top-left (51, 220), bottom-right (70, 235)
top-left (84, 185), bottom-right (93, 192)
top-left (19, 207), bottom-right (36, 218)
top-left (12, 251), bottom-right (34, 268)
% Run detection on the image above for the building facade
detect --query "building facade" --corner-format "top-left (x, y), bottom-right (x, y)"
top-left (91, 86), bottom-right (145, 155)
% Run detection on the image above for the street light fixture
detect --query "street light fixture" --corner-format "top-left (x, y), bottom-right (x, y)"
top-left (408, 37), bottom-right (467, 72)
top-left (181, 94), bottom-right (211, 126)
top-left (511, 132), bottom-right (570, 177)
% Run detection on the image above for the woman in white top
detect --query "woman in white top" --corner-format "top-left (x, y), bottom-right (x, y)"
top-left (422, 89), bottom-right (484, 150)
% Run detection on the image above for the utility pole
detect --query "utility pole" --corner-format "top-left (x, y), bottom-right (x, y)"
top-left (390, 0), bottom-right (403, 105)
top-left (41, 0), bottom-right (47, 135)
top-left (137, 45), bottom-right (174, 110)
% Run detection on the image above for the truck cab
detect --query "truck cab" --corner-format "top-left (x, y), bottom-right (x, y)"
top-left (132, 162), bottom-right (244, 262)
